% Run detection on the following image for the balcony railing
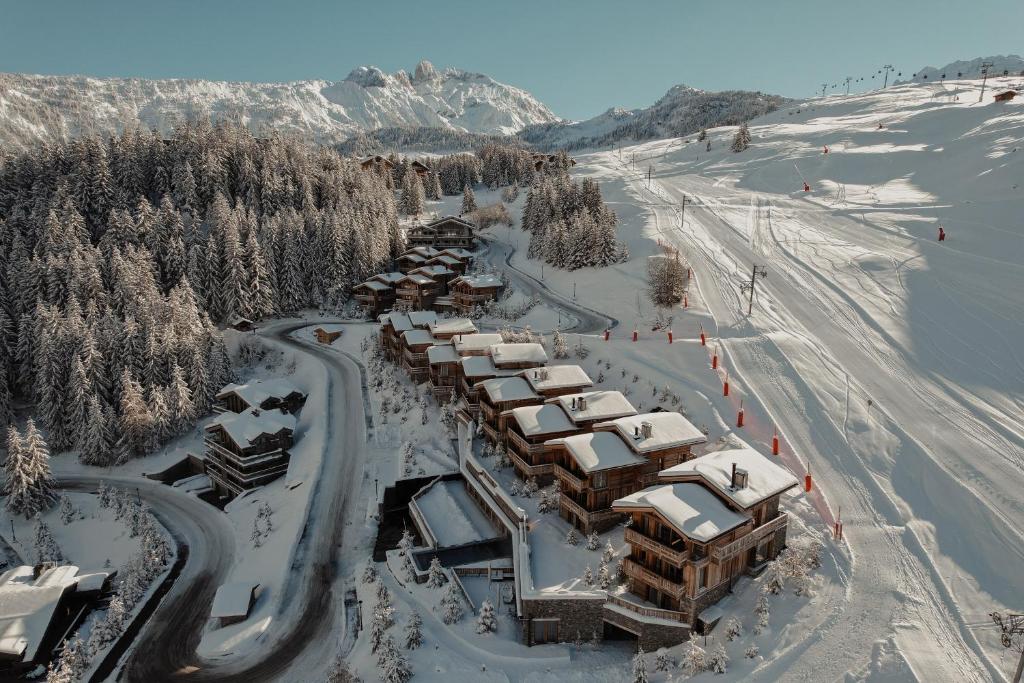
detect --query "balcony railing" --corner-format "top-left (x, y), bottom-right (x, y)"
top-left (605, 593), bottom-right (689, 624)
top-left (507, 446), bottom-right (553, 477)
top-left (507, 430), bottom-right (545, 458)
top-left (553, 464), bottom-right (585, 492)
top-left (711, 513), bottom-right (788, 562)
top-left (559, 495), bottom-right (621, 528)
top-left (622, 558), bottom-right (686, 600)
top-left (624, 527), bottom-right (689, 567)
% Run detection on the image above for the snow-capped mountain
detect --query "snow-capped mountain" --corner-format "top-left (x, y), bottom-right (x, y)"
top-left (896, 54), bottom-right (1024, 83)
top-left (519, 84), bottom-right (786, 151)
top-left (0, 60), bottom-right (560, 151)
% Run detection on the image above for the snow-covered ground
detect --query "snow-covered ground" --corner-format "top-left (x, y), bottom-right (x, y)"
top-left (480, 76), bottom-right (1024, 681)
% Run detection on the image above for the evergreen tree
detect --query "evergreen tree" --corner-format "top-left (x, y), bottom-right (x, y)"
top-left (438, 583), bottom-right (464, 624)
top-left (426, 556), bottom-right (447, 588)
top-left (165, 362), bottom-right (195, 436)
top-left (632, 648), bottom-right (648, 683)
top-left (476, 599), bottom-right (497, 634)
top-left (460, 184), bottom-right (477, 215)
top-left (731, 123), bottom-right (751, 152)
top-left (34, 517), bottom-right (63, 563)
top-left (404, 611), bottom-right (423, 650)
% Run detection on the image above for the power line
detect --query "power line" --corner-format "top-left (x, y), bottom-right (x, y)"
top-left (991, 612), bottom-right (1024, 683)
top-left (979, 61), bottom-right (995, 103)
top-left (739, 265), bottom-right (768, 315)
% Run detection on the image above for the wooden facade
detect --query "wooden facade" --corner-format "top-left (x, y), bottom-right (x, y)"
top-left (400, 329), bottom-right (436, 382)
top-left (449, 275), bottom-right (504, 313)
top-left (395, 273), bottom-right (440, 310)
top-left (314, 328), bottom-right (342, 345)
top-left (353, 281), bottom-right (395, 315)
top-left (204, 411), bottom-right (295, 498)
top-left (407, 216), bottom-right (477, 250)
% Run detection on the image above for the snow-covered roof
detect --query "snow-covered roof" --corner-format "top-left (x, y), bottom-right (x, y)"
top-left (452, 333), bottom-right (504, 354)
top-left (521, 365), bottom-right (593, 393)
top-left (207, 408), bottom-right (296, 449)
top-left (479, 377), bottom-right (540, 404)
top-left (410, 265), bottom-right (454, 278)
top-left (428, 318), bottom-right (477, 337)
top-left (614, 483), bottom-right (748, 543)
top-left (407, 246), bottom-right (441, 258)
top-left (372, 271), bottom-right (405, 285)
top-left (383, 312), bottom-right (413, 332)
top-left (401, 329), bottom-right (435, 346)
top-left (658, 447), bottom-right (799, 509)
top-left (549, 390), bottom-right (637, 425)
top-left (74, 572), bottom-right (112, 593)
top-left (216, 378), bottom-right (304, 408)
top-left (399, 273), bottom-right (436, 286)
top-left (0, 565), bottom-right (80, 661)
top-left (210, 582), bottom-right (259, 619)
top-left (429, 254), bottom-right (462, 266)
top-left (355, 280), bottom-right (392, 292)
top-left (597, 412), bottom-right (706, 453)
top-left (440, 248), bottom-right (474, 260)
top-left (509, 403), bottom-right (577, 437)
top-left (427, 344), bottom-right (460, 364)
top-left (547, 431), bottom-right (645, 473)
top-left (398, 253), bottom-right (427, 264)
top-left (408, 311), bottom-right (438, 327)
top-left (489, 343), bottom-right (548, 366)
top-left (451, 274), bottom-right (503, 289)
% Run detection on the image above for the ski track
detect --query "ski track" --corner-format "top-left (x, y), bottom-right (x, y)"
top-left (609, 154), bottom-right (1003, 681)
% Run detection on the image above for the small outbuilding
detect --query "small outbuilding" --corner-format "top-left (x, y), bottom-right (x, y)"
top-left (210, 582), bottom-right (260, 627)
top-left (314, 327), bottom-right (342, 345)
top-left (993, 90), bottom-right (1017, 103)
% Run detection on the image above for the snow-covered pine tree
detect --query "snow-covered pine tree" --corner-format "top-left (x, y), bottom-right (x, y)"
top-left (404, 610), bottom-right (423, 650)
top-left (552, 329), bottom-right (569, 359)
top-left (476, 599), bottom-right (497, 634)
top-left (376, 634), bottom-right (411, 683)
top-left (461, 184), bottom-right (477, 215)
top-left (582, 565), bottom-right (594, 586)
top-left (22, 420), bottom-right (57, 514)
top-left (725, 616), bottom-right (742, 641)
top-left (708, 644), bottom-right (729, 673)
top-left (165, 362), bottom-right (195, 436)
top-left (565, 528), bottom-right (579, 546)
top-left (396, 528), bottom-right (414, 556)
top-left (426, 557), bottom-right (447, 588)
top-left (681, 640), bottom-right (707, 675)
top-left (58, 494), bottom-right (76, 523)
top-left (34, 517), bottom-right (63, 563)
top-left (586, 530), bottom-right (600, 551)
top-left (731, 123), bottom-right (751, 153)
top-left (632, 647), bottom-right (648, 683)
top-left (655, 649), bottom-right (672, 671)
top-left (45, 635), bottom-right (88, 683)
top-left (438, 582), bottom-right (464, 624)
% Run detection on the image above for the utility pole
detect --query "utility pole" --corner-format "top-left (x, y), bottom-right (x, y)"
top-left (647, 165), bottom-right (654, 188)
top-left (680, 194), bottom-right (692, 229)
top-left (740, 265), bottom-right (768, 315)
top-left (844, 76), bottom-right (853, 95)
top-left (881, 64), bottom-right (894, 89)
top-left (991, 612), bottom-right (1024, 683)
top-left (821, 83), bottom-right (828, 97)
top-left (979, 61), bottom-right (995, 103)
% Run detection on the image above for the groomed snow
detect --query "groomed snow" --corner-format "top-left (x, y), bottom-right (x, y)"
top-left (659, 447), bottom-right (800, 510)
top-left (412, 479), bottom-right (501, 547)
top-left (597, 411), bottom-right (707, 453)
top-left (614, 482), bottom-right (748, 543)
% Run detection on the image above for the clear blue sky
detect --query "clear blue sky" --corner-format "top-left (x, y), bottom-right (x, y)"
top-left (1, 0), bottom-right (1021, 120)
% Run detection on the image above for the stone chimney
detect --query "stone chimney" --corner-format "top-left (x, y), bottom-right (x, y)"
top-left (641, 421), bottom-right (653, 439)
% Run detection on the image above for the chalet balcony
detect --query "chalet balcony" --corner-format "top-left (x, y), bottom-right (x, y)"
top-left (507, 430), bottom-right (546, 459)
top-left (605, 593), bottom-right (689, 624)
top-left (204, 439), bottom-right (287, 471)
top-left (624, 527), bottom-right (689, 567)
top-left (455, 292), bottom-right (496, 303)
top-left (622, 558), bottom-right (686, 600)
top-left (553, 464), bottom-right (585, 493)
top-left (560, 494), bottom-right (621, 529)
top-left (507, 445), bottom-right (553, 477)
top-left (481, 420), bottom-right (501, 444)
top-left (711, 513), bottom-right (788, 563)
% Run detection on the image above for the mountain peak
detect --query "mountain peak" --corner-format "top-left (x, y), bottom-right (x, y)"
top-left (344, 66), bottom-right (387, 88)
top-left (413, 60), bottom-right (438, 82)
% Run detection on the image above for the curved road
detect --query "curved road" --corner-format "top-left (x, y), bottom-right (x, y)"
top-left (60, 321), bottom-right (368, 682)
top-left (480, 236), bottom-right (618, 335)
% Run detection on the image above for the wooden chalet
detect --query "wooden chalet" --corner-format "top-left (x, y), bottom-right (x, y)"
top-left (378, 311), bottom-right (437, 361)
top-left (427, 253), bottom-right (468, 275)
top-left (314, 327), bottom-right (342, 344)
top-left (228, 316), bottom-right (255, 332)
top-left (396, 252), bottom-right (431, 274)
top-left (427, 344), bottom-right (461, 403)
top-left (353, 279), bottom-right (395, 315)
top-left (360, 155), bottom-right (395, 174)
top-left (994, 90), bottom-right (1017, 102)
top-left (490, 342), bottom-right (548, 370)
top-left (476, 377), bottom-right (542, 446)
top-left (449, 274), bottom-right (504, 313)
top-left (458, 355), bottom-right (520, 414)
top-left (550, 411), bottom-right (707, 534)
top-left (610, 448), bottom-right (798, 643)
top-left (501, 390), bottom-right (637, 482)
top-left (409, 160), bottom-right (431, 177)
top-left (452, 333), bottom-right (504, 357)
top-left (215, 379), bottom-right (306, 415)
top-left (400, 329), bottom-right (436, 381)
top-left (409, 265), bottom-right (457, 294)
top-left (204, 408), bottom-right (296, 498)
top-left (406, 216), bottom-right (477, 250)
top-left (427, 318), bottom-right (477, 341)
top-left (395, 273), bottom-right (441, 310)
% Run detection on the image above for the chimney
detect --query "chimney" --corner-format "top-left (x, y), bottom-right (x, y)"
top-left (577, 396), bottom-right (588, 412)
top-left (571, 397), bottom-right (577, 410)
top-left (539, 368), bottom-right (548, 381)
top-left (634, 426), bottom-right (641, 438)
top-left (641, 421), bottom-right (653, 439)
top-left (731, 462), bottom-right (737, 489)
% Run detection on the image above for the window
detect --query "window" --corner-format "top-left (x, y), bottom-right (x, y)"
top-left (699, 566), bottom-right (708, 589)
top-left (592, 472), bottom-right (607, 489)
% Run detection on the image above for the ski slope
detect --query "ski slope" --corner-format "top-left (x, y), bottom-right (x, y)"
top-left (569, 78), bottom-right (1024, 681)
